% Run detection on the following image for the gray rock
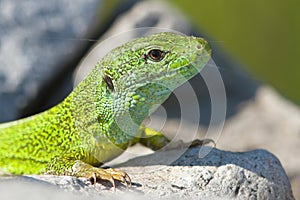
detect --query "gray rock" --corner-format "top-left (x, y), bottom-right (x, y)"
top-left (0, 147), bottom-right (294, 199)
top-left (0, 0), bottom-right (103, 122)
top-left (215, 86), bottom-right (300, 199)
top-left (117, 147), bottom-right (294, 199)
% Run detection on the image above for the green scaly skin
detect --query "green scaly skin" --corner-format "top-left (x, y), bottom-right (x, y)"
top-left (0, 32), bottom-right (211, 184)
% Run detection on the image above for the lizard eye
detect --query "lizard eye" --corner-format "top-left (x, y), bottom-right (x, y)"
top-left (103, 75), bottom-right (115, 92)
top-left (148, 49), bottom-right (165, 62)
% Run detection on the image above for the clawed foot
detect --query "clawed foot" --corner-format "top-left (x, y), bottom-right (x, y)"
top-left (72, 161), bottom-right (131, 190)
top-left (190, 138), bottom-right (216, 147)
top-left (164, 138), bottom-right (215, 150)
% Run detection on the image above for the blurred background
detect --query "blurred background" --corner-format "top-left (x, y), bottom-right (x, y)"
top-left (169, 0), bottom-right (300, 105)
top-left (0, 0), bottom-right (299, 198)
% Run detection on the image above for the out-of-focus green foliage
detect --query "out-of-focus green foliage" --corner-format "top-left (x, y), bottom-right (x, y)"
top-left (168, 0), bottom-right (300, 104)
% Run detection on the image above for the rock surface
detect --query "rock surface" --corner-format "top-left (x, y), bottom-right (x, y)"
top-left (215, 86), bottom-right (300, 200)
top-left (0, 0), bottom-right (103, 122)
top-left (118, 147), bottom-right (294, 199)
top-left (0, 147), bottom-right (294, 200)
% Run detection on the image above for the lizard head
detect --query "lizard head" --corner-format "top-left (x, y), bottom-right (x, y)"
top-left (100, 32), bottom-right (211, 118)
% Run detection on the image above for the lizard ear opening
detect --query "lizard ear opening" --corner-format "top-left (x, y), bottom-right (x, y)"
top-left (103, 75), bottom-right (115, 92)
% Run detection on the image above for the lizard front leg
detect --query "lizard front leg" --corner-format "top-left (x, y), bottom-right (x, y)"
top-left (137, 125), bottom-right (215, 151)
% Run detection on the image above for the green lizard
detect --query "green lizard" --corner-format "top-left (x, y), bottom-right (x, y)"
top-left (0, 32), bottom-right (211, 188)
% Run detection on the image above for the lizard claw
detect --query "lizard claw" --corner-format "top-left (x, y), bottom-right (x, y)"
top-left (105, 168), bottom-right (132, 188)
top-left (190, 138), bottom-right (216, 148)
top-left (164, 138), bottom-right (215, 150)
top-left (72, 161), bottom-right (131, 190)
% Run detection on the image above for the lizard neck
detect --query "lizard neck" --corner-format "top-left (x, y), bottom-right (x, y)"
top-left (64, 66), bottom-right (172, 147)
top-left (110, 83), bottom-right (172, 140)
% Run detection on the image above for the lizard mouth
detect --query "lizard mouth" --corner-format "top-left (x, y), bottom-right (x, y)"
top-left (169, 52), bottom-right (211, 74)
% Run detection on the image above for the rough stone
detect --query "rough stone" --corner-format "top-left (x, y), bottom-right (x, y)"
top-left (0, 147), bottom-right (294, 199)
top-left (215, 86), bottom-right (300, 200)
top-left (118, 147), bottom-right (294, 199)
top-left (0, 0), bottom-right (103, 122)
